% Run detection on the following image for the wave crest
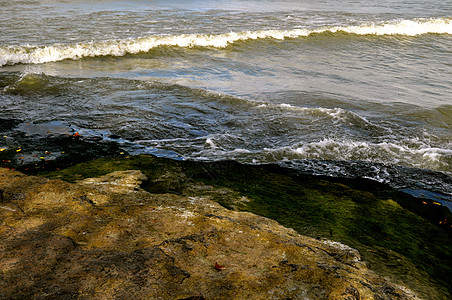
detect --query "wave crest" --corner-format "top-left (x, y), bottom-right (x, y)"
top-left (1, 18), bottom-right (450, 66)
top-left (327, 18), bottom-right (452, 36)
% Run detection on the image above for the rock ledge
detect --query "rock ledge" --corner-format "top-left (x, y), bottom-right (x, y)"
top-left (0, 168), bottom-right (420, 299)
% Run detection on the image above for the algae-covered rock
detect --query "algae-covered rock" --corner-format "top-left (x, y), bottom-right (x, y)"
top-left (27, 155), bottom-right (452, 299)
top-left (0, 166), bottom-right (425, 299)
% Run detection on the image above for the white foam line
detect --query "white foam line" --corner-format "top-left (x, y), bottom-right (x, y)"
top-left (1, 18), bottom-right (450, 66)
top-left (268, 138), bottom-right (452, 170)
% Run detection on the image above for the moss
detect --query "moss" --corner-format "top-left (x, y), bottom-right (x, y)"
top-left (37, 154), bottom-right (452, 297)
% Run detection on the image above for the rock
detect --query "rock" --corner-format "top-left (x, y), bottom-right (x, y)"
top-left (0, 167), bottom-right (422, 299)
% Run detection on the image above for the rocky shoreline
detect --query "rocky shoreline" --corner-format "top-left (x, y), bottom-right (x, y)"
top-left (1, 153), bottom-right (451, 299)
top-left (0, 167), bottom-right (421, 299)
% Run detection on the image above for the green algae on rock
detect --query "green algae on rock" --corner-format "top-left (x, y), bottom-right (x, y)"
top-left (36, 155), bottom-right (452, 299)
top-left (1, 166), bottom-right (424, 299)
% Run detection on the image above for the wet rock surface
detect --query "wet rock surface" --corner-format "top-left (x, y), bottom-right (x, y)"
top-left (0, 166), bottom-right (426, 299)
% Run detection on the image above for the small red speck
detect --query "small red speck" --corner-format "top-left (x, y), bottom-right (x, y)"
top-left (214, 262), bottom-right (225, 271)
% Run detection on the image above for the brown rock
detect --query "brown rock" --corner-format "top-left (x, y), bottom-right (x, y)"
top-left (0, 168), bottom-right (421, 299)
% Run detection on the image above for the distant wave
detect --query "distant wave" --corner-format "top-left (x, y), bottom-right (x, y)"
top-left (1, 18), bottom-right (451, 66)
top-left (324, 17), bottom-right (452, 36)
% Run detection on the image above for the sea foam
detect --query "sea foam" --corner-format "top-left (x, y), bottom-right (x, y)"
top-left (1, 18), bottom-right (450, 66)
top-left (269, 138), bottom-right (452, 171)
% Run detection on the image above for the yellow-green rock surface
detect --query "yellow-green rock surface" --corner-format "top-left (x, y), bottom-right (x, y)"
top-left (1, 167), bottom-right (421, 299)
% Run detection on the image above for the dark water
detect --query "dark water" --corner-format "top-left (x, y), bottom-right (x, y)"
top-left (1, 0), bottom-right (451, 204)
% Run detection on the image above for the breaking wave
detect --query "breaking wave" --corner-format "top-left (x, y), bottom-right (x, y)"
top-left (262, 138), bottom-right (452, 172)
top-left (1, 18), bottom-right (450, 66)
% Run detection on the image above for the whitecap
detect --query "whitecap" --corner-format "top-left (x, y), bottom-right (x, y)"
top-left (1, 18), bottom-right (450, 66)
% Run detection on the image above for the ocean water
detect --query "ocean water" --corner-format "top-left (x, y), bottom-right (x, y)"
top-left (1, 0), bottom-right (451, 202)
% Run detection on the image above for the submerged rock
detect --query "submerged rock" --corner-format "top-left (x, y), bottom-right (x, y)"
top-left (0, 167), bottom-right (422, 299)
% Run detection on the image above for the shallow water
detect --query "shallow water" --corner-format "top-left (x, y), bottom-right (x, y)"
top-left (1, 0), bottom-right (451, 201)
